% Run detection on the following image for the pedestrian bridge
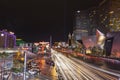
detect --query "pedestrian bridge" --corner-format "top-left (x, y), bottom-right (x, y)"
top-left (0, 48), bottom-right (37, 58)
top-left (0, 48), bottom-right (19, 53)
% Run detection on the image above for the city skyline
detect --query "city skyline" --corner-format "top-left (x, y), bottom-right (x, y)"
top-left (0, 0), bottom-right (103, 42)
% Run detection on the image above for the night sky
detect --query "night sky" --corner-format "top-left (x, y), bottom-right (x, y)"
top-left (0, 0), bottom-right (102, 42)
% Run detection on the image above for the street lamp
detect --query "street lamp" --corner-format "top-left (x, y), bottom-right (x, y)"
top-left (23, 51), bottom-right (27, 80)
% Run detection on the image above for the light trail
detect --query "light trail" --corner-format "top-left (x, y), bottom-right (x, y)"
top-left (52, 50), bottom-right (119, 80)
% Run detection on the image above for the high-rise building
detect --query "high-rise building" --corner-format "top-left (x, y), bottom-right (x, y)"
top-left (72, 0), bottom-right (120, 57)
top-left (96, 0), bottom-right (109, 34)
top-left (98, 0), bottom-right (120, 33)
top-left (88, 7), bottom-right (98, 35)
top-left (88, 0), bottom-right (120, 57)
top-left (87, 0), bottom-right (120, 34)
top-left (0, 30), bottom-right (16, 48)
top-left (73, 10), bottom-right (89, 41)
top-left (73, 0), bottom-right (120, 37)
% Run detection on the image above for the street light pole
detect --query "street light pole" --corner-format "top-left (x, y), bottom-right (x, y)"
top-left (50, 35), bottom-right (52, 50)
top-left (23, 51), bottom-right (27, 80)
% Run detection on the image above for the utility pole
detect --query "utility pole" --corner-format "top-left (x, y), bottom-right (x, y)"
top-left (23, 51), bottom-right (27, 80)
top-left (49, 35), bottom-right (52, 58)
top-left (50, 35), bottom-right (52, 50)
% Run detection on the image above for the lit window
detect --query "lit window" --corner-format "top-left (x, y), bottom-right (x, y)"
top-left (106, 25), bottom-right (108, 27)
top-left (9, 32), bottom-right (14, 34)
top-left (77, 10), bottom-right (80, 13)
top-left (109, 11), bottom-right (114, 14)
top-left (105, 16), bottom-right (107, 19)
top-left (100, 14), bottom-right (102, 17)
top-left (109, 23), bottom-right (113, 26)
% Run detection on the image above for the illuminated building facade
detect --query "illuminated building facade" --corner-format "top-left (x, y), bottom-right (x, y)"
top-left (72, 0), bottom-right (120, 57)
top-left (96, 0), bottom-right (110, 34)
top-left (88, 7), bottom-right (98, 35)
top-left (73, 0), bottom-right (120, 37)
top-left (87, 0), bottom-right (120, 34)
top-left (88, 0), bottom-right (120, 57)
top-left (73, 10), bottom-right (89, 41)
top-left (0, 30), bottom-right (16, 48)
top-left (97, 0), bottom-right (120, 33)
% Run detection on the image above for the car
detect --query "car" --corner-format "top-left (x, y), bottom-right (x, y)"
top-left (50, 61), bottom-right (55, 66)
top-left (28, 69), bottom-right (37, 75)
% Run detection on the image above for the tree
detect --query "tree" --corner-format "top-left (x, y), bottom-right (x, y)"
top-left (0, 52), bottom-right (10, 79)
top-left (91, 46), bottom-right (97, 55)
top-left (0, 52), bottom-right (10, 68)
